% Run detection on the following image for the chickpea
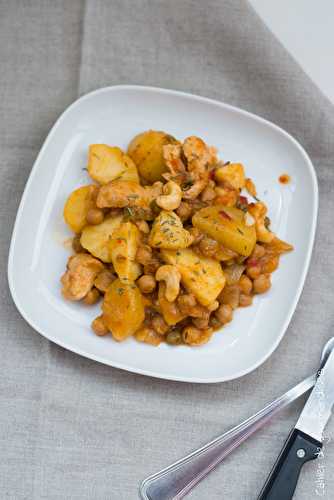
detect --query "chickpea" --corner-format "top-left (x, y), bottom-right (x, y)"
top-left (144, 258), bottom-right (160, 275)
top-left (176, 201), bottom-right (192, 221)
top-left (151, 315), bottom-right (169, 335)
top-left (250, 244), bottom-right (265, 260)
top-left (83, 288), bottom-right (100, 305)
top-left (137, 274), bottom-right (156, 294)
top-left (239, 293), bottom-right (253, 307)
top-left (86, 208), bottom-right (104, 225)
top-left (239, 275), bottom-right (252, 295)
top-left (189, 304), bottom-right (210, 319)
top-left (215, 304), bottom-right (233, 324)
top-left (135, 245), bottom-right (152, 265)
top-left (94, 269), bottom-right (116, 293)
top-left (72, 235), bottom-right (85, 253)
top-left (253, 274), bottom-right (271, 294)
top-left (199, 237), bottom-right (219, 258)
top-left (192, 317), bottom-right (209, 329)
top-left (200, 186), bottom-right (216, 203)
top-left (92, 315), bottom-right (109, 336)
top-left (182, 326), bottom-right (201, 344)
top-left (261, 255), bottom-right (279, 274)
top-left (135, 327), bottom-right (161, 346)
top-left (218, 285), bottom-right (240, 309)
top-left (177, 294), bottom-right (197, 314)
top-left (182, 326), bottom-right (212, 346)
top-left (246, 265), bottom-right (261, 280)
top-left (209, 316), bottom-right (222, 329)
top-left (166, 330), bottom-right (183, 345)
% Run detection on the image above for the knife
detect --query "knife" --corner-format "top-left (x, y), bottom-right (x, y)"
top-left (258, 347), bottom-right (334, 500)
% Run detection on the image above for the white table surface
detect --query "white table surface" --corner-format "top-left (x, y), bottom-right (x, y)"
top-left (249, 0), bottom-right (334, 105)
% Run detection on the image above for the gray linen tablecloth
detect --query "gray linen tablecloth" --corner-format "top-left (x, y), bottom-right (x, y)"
top-left (1, 1), bottom-right (334, 499)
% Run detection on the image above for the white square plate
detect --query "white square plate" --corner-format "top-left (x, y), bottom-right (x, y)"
top-left (8, 85), bottom-right (318, 383)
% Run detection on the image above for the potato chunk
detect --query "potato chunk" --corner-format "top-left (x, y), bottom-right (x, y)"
top-left (215, 163), bottom-right (245, 190)
top-left (102, 279), bottom-right (145, 340)
top-left (127, 130), bottom-right (178, 183)
top-left (192, 205), bottom-right (256, 257)
top-left (109, 222), bottom-right (141, 283)
top-left (80, 215), bottom-right (122, 262)
top-left (63, 185), bottom-right (98, 234)
top-left (149, 210), bottom-right (194, 249)
top-left (88, 144), bottom-right (139, 184)
top-left (161, 248), bottom-right (225, 306)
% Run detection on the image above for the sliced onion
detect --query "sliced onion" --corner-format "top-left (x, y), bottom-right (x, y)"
top-left (223, 263), bottom-right (246, 285)
top-left (264, 236), bottom-right (294, 254)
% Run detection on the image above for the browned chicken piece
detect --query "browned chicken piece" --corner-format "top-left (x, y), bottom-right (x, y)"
top-left (96, 180), bottom-right (149, 209)
top-left (163, 144), bottom-right (187, 176)
top-left (182, 175), bottom-right (208, 200)
top-left (182, 136), bottom-right (217, 174)
top-left (171, 136), bottom-right (216, 199)
top-left (61, 253), bottom-right (104, 301)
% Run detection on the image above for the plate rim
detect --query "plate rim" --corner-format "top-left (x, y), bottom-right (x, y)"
top-left (7, 84), bottom-right (319, 383)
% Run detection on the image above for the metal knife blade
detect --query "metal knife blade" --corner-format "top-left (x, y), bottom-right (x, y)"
top-left (295, 347), bottom-right (334, 442)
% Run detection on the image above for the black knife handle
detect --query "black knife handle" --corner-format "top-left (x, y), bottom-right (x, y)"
top-left (258, 429), bottom-right (322, 500)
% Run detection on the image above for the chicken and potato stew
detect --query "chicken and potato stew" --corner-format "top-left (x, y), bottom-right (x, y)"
top-left (61, 130), bottom-right (293, 346)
